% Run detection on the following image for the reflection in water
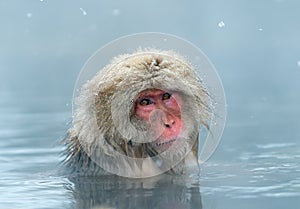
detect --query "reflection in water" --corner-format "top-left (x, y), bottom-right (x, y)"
top-left (66, 173), bottom-right (202, 209)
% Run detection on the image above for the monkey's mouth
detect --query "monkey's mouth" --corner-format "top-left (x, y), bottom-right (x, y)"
top-left (155, 138), bottom-right (176, 147)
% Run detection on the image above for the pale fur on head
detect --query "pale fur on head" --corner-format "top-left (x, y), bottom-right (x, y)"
top-left (63, 49), bottom-right (212, 176)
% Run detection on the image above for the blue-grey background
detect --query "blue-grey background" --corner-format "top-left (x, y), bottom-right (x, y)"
top-left (0, 0), bottom-right (299, 209)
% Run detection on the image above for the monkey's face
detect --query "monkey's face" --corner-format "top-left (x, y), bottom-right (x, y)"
top-left (133, 89), bottom-right (194, 153)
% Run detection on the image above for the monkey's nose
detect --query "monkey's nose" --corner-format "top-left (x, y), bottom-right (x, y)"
top-left (164, 119), bottom-right (175, 128)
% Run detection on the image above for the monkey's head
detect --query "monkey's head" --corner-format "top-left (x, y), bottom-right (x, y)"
top-left (68, 49), bottom-right (212, 177)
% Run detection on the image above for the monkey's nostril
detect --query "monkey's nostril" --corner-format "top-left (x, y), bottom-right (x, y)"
top-left (164, 117), bottom-right (175, 128)
top-left (164, 119), bottom-right (174, 128)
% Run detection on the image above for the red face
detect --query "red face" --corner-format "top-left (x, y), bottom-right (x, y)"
top-left (135, 89), bottom-right (183, 145)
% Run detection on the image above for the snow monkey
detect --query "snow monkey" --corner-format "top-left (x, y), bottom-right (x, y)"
top-left (63, 49), bottom-right (212, 177)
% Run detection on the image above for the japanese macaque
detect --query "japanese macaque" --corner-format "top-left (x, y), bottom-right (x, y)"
top-left (63, 49), bottom-right (211, 177)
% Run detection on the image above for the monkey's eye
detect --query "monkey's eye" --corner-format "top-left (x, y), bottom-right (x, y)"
top-left (139, 99), bottom-right (153, 106)
top-left (162, 92), bottom-right (171, 100)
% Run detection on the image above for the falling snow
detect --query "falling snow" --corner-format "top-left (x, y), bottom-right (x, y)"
top-left (218, 21), bottom-right (225, 28)
top-left (297, 61), bottom-right (300, 67)
top-left (26, 13), bottom-right (32, 18)
top-left (79, 8), bottom-right (87, 16)
top-left (112, 9), bottom-right (120, 16)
